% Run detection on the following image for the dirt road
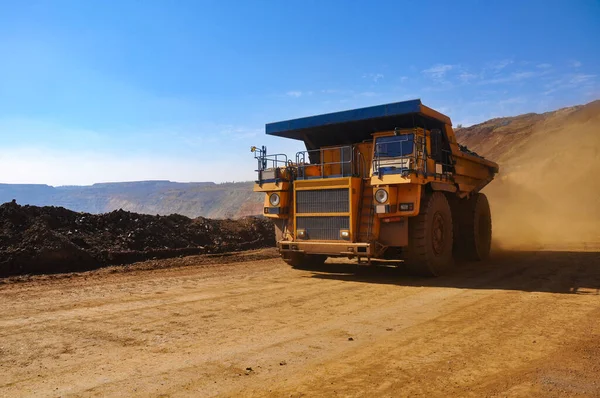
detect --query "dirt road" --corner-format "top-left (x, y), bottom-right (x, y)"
top-left (1, 249), bottom-right (599, 397)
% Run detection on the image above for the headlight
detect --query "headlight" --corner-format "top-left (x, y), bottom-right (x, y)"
top-left (269, 193), bottom-right (281, 206)
top-left (375, 189), bottom-right (388, 204)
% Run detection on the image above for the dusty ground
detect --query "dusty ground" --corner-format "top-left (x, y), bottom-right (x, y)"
top-left (1, 248), bottom-right (599, 397)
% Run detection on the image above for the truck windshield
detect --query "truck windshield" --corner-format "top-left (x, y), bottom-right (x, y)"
top-left (375, 134), bottom-right (414, 158)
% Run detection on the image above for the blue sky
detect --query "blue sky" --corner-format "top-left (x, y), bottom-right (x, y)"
top-left (0, 0), bottom-right (598, 185)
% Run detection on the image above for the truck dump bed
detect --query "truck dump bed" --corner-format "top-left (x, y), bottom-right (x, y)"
top-left (267, 99), bottom-right (450, 150)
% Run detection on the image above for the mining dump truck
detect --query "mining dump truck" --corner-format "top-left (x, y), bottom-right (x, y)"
top-left (252, 99), bottom-right (499, 275)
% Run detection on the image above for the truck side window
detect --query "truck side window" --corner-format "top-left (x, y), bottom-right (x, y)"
top-left (430, 129), bottom-right (442, 162)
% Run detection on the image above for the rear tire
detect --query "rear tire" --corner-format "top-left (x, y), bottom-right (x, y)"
top-left (462, 193), bottom-right (492, 261)
top-left (282, 253), bottom-right (327, 269)
top-left (450, 193), bottom-right (492, 261)
top-left (404, 192), bottom-right (454, 276)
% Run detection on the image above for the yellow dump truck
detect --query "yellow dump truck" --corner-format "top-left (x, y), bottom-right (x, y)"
top-left (252, 99), bottom-right (499, 275)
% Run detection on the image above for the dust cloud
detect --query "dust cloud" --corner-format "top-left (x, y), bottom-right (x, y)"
top-left (480, 102), bottom-right (600, 251)
top-left (486, 176), bottom-right (599, 251)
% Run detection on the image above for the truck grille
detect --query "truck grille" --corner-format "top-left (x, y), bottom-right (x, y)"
top-left (296, 216), bottom-right (349, 240)
top-left (296, 189), bottom-right (349, 213)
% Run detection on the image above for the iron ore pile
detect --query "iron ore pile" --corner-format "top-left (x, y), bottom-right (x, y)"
top-left (0, 201), bottom-right (274, 277)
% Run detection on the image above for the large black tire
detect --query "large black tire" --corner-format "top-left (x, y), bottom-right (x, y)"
top-left (453, 193), bottom-right (492, 261)
top-left (282, 253), bottom-right (327, 269)
top-left (404, 192), bottom-right (454, 276)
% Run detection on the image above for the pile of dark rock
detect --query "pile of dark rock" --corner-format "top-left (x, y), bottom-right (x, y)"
top-left (0, 200), bottom-right (274, 277)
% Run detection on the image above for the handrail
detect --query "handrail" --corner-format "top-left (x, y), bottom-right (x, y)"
top-left (372, 133), bottom-right (454, 178)
top-left (253, 146), bottom-right (288, 172)
top-left (295, 145), bottom-right (359, 179)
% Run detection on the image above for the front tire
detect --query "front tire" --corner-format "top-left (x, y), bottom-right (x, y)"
top-left (404, 192), bottom-right (454, 276)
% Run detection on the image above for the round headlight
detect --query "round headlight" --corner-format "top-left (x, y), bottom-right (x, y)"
top-left (375, 189), bottom-right (388, 204)
top-left (269, 193), bottom-right (281, 206)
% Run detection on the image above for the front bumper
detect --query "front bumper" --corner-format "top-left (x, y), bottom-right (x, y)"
top-left (278, 241), bottom-right (373, 257)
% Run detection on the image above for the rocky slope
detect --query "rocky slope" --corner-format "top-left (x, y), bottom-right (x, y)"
top-left (455, 99), bottom-right (600, 248)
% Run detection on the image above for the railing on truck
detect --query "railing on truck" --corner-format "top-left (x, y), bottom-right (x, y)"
top-left (252, 145), bottom-right (288, 183)
top-left (295, 145), bottom-right (367, 180)
top-left (372, 129), bottom-right (454, 179)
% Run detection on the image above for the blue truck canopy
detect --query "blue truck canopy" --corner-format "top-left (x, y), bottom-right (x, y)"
top-left (266, 99), bottom-right (452, 150)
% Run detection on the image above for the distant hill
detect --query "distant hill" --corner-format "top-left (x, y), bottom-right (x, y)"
top-left (0, 180), bottom-right (264, 219)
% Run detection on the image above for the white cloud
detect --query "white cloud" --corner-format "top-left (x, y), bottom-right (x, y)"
top-left (478, 70), bottom-right (538, 85)
top-left (543, 73), bottom-right (597, 95)
top-left (569, 60), bottom-right (582, 68)
top-left (570, 73), bottom-right (596, 84)
top-left (458, 72), bottom-right (479, 83)
top-left (536, 63), bottom-right (552, 69)
top-left (362, 73), bottom-right (384, 83)
top-left (487, 59), bottom-right (514, 71)
top-left (422, 64), bottom-right (454, 80)
top-left (285, 90), bottom-right (314, 97)
top-left (512, 71), bottom-right (536, 79)
top-left (321, 89), bottom-right (356, 95)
